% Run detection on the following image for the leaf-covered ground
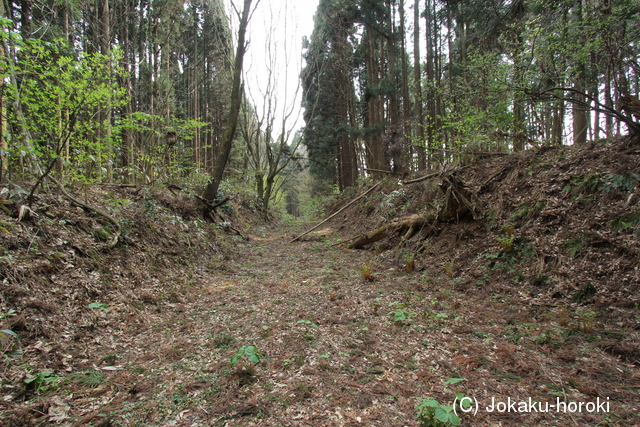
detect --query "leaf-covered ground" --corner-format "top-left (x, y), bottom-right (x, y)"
top-left (1, 139), bottom-right (640, 426)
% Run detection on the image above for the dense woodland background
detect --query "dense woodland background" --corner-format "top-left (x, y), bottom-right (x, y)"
top-left (0, 0), bottom-right (638, 216)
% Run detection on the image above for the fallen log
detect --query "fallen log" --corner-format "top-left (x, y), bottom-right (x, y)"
top-left (402, 170), bottom-right (443, 185)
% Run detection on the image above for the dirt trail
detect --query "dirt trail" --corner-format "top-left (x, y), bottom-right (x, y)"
top-left (32, 224), bottom-right (632, 427)
top-left (114, 226), bottom-right (396, 425)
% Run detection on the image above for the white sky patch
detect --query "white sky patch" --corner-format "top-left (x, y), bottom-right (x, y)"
top-left (223, 0), bottom-right (432, 137)
top-left (225, 0), bottom-right (319, 135)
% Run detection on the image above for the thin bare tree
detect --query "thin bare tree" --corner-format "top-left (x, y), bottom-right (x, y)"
top-left (203, 0), bottom-right (260, 205)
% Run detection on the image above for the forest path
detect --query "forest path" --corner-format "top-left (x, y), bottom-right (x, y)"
top-left (109, 224), bottom-right (438, 426)
top-left (55, 223), bottom-right (639, 426)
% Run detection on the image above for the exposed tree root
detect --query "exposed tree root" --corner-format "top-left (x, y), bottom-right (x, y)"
top-left (439, 174), bottom-right (481, 222)
top-left (164, 182), bottom-right (232, 223)
top-left (348, 213), bottom-right (434, 249)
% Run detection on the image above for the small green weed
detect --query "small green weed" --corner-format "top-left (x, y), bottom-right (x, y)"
top-left (362, 261), bottom-right (374, 281)
top-left (485, 209), bottom-right (497, 230)
top-left (0, 309), bottom-right (21, 359)
top-left (557, 304), bottom-right (569, 326)
top-left (389, 308), bottom-right (414, 323)
top-left (611, 208), bottom-right (640, 232)
top-left (64, 370), bottom-right (105, 388)
top-left (434, 312), bottom-right (449, 323)
top-left (442, 260), bottom-right (454, 278)
top-left (510, 201), bottom-right (544, 222)
top-left (106, 195), bottom-right (133, 209)
top-left (25, 370), bottom-right (63, 394)
top-left (143, 195), bottom-right (157, 218)
top-left (404, 253), bottom-right (416, 272)
top-left (533, 331), bottom-right (558, 346)
top-left (604, 173), bottom-right (640, 193)
top-left (416, 378), bottom-right (468, 426)
top-left (230, 345), bottom-right (263, 367)
top-left (571, 174), bottom-right (602, 195)
top-left (572, 282), bottom-right (596, 303)
top-left (416, 397), bottom-right (460, 427)
top-left (88, 302), bottom-right (108, 313)
top-left (577, 309), bottom-right (596, 334)
top-left (212, 331), bottom-right (235, 349)
top-left (297, 319), bottom-right (319, 328)
top-left (496, 234), bottom-right (515, 253)
top-left (502, 223), bottom-right (515, 236)
top-left (389, 302), bottom-right (416, 324)
top-left (565, 235), bottom-right (584, 257)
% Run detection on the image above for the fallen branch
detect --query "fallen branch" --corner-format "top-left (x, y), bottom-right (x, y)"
top-left (365, 168), bottom-right (396, 175)
top-left (47, 176), bottom-right (121, 249)
top-left (402, 171), bottom-right (442, 185)
top-left (290, 182), bottom-right (381, 243)
top-left (402, 166), bottom-right (468, 185)
top-left (424, 146), bottom-right (510, 156)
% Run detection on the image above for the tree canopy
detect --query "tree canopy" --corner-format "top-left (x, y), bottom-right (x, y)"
top-left (0, 0), bottom-right (638, 215)
top-left (301, 0), bottom-right (640, 192)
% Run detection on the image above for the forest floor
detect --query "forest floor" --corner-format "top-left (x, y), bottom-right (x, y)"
top-left (1, 138), bottom-right (640, 426)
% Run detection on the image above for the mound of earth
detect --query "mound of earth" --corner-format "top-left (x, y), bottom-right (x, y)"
top-left (322, 138), bottom-right (639, 310)
top-left (0, 184), bottom-right (259, 422)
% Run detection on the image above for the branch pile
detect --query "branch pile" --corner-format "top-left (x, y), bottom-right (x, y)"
top-left (348, 172), bottom-right (480, 249)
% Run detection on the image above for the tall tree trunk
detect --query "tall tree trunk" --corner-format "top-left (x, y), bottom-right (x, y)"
top-left (425, 0), bottom-right (439, 164)
top-left (413, 0), bottom-right (426, 170)
top-left (19, 0), bottom-right (31, 40)
top-left (193, 5), bottom-right (201, 167)
top-left (336, 20), bottom-right (356, 189)
top-left (100, 0), bottom-right (112, 180)
top-left (399, 0), bottom-right (411, 171)
top-left (551, 99), bottom-right (564, 146)
top-left (203, 0), bottom-right (254, 203)
top-left (119, 0), bottom-right (134, 182)
top-left (433, 0), bottom-right (443, 161)
top-left (0, 1), bottom-right (6, 181)
top-left (604, 74), bottom-right (614, 138)
top-left (512, 31), bottom-right (525, 152)
top-left (0, 89), bottom-right (5, 182)
top-left (364, 32), bottom-right (388, 176)
top-left (572, 82), bottom-right (588, 144)
top-left (386, 0), bottom-right (402, 172)
top-left (572, 0), bottom-right (588, 144)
